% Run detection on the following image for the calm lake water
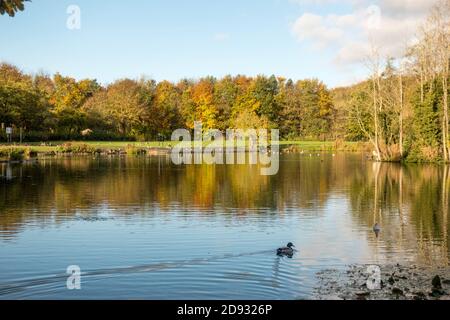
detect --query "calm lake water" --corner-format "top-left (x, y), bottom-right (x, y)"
top-left (0, 153), bottom-right (449, 299)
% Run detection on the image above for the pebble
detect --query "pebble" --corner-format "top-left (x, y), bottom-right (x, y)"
top-left (392, 288), bottom-right (404, 296)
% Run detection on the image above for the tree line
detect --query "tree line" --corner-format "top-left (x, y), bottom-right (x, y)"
top-left (0, 65), bottom-right (336, 142)
top-left (1, 0), bottom-right (449, 162)
top-left (331, 0), bottom-right (450, 162)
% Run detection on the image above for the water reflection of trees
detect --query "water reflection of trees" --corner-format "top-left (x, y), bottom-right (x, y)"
top-left (0, 154), bottom-right (449, 263)
top-left (347, 162), bottom-right (449, 265)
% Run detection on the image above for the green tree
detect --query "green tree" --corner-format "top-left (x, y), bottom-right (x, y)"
top-left (214, 76), bottom-right (238, 131)
top-left (153, 80), bottom-right (183, 138)
top-left (85, 79), bottom-right (153, 139)
top-left (177, 79), bottom-right (196, 130)
top-left (297, 79), bottom-right (334, 139)
top-left (407, 80), bottom-right (442, 161)
top-left (50, 74), bottom-right (100, 138)
top-left (279, 79), bottom-right (301, 138)
top-left (0, 64), bottom-right (49, 140)
top-left (0, 82), bottom-right (48, 132)
top-left (253, 75), bottom-right (280, 126)
top-left (346, 87), bottom-right (373, 141)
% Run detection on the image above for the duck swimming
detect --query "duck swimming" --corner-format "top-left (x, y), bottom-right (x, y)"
top-left (277, 242), bottom-right (295, 257)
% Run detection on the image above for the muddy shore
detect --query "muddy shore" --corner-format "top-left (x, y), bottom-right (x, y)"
top-left (314, 264), bottom-right (450, 300)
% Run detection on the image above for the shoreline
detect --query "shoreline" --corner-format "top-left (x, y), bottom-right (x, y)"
top-left (1, 141), bottom-right (449, 164)
top-left (0, 141), bottom-right (367, 163)
top-left (314, 264), bottom-right (450, 300)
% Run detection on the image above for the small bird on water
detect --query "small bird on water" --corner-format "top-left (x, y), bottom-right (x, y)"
top-left (277, 242), bottom-right (295, 257)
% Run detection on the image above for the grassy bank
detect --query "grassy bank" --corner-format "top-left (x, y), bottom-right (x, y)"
top-left (0, 140), bottom-right (368, 161)
top-left (280, 140), bottom-right (369, 152)
top-left (1, 140), bottom-right (366, 150)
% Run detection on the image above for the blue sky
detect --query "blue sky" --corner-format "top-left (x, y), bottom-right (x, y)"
top-left (0, 0), bottom-right (432, 87)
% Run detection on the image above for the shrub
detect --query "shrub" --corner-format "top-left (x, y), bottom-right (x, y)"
top-left (9, 149), bottom-right (24, 161)
top-left (58, 142), bottom-right (96, 154)
top-left (125, 144), bottom-right (146, 155)
top-left (24, 147), bottom-right (38, 159)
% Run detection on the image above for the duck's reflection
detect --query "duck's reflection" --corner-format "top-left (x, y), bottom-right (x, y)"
top-left (0, 163), bottom-right (13, 181)
top-left (373, 223), bottom-right (381, 238)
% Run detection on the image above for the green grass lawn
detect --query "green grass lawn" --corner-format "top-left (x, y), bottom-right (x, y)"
top-left (0, 141), bottom-right (170, 154)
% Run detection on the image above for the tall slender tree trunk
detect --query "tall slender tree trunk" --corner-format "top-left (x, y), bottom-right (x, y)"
top-left (372, 77), bottom-right (381, 161)
top-left (377, 74), bottom-right (385, 160)
top-left (442, 75), bottom-right (449, 161)
top-left (399, 74), bottom-right (404, 159)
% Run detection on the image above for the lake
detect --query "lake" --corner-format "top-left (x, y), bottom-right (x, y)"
top-left (0, 153), bottom-right (449, 299)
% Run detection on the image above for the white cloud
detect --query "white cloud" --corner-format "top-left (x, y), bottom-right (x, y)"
top-left (379, 0), bottom-right (438, 17)
top-left (291, 0), bottom-right (440, 66)
top-left (292, 13), bottom-right (344, 48)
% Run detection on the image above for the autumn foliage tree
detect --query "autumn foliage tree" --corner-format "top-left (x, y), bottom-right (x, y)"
top-left (1, 63), bottom-right (337, 142)
top-left (0, 0), bottom-right (29, 17)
